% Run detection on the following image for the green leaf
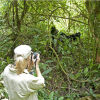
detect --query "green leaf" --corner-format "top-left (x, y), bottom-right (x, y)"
top-left (39, 63), bottom-right (48, 70)
top-left (69, 73), bottom-right (76, 79)
top-left (46, 60), bottom-right (53, 63)
top-left (75, 72), bottom-right (81, 79)
top-left (58, 97), bottom-right (64, 100)
top-left (84, 67), bottom-right (88, 74)
top-left (7, 57), bottom-right (10, 64)
top-left (49, 91), bottom-right (54, 100)
top-left (98, 64), bottom-right (100, 69)
top-left (89, 88), bottom-right (96, 97)
top-left (42, 68), bottom-right (52, 75)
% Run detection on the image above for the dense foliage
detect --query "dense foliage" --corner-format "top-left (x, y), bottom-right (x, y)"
top-left (0, 0), bottom-right (100, 100)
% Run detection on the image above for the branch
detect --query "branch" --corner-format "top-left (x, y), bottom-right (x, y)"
top-left (49, 46), bottom-right (70, 80)
top-left (20, 0), bottom-right (28, 23)
top-left (15, 0), bottom-right (20, 31)
top-left (51, 15), bottom-right (88, 25)
top-left (31, 13), bottom-right (88, 25)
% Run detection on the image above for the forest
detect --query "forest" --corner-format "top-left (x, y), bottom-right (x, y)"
top-left (0, 0), bottom-right (100, 100)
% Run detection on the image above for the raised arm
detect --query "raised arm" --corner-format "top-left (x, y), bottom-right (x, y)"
top-left (35, 54), bottom-right (43, 77)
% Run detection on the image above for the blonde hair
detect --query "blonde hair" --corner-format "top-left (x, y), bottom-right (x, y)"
top-left (27, 58), bottom-right (34, 72)
top-left (14, 56), bottom-right (26, 74)
top-left (14, 55), bottom-right (34, 74)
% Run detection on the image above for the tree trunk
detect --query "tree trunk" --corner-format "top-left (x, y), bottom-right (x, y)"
top-left (15, 0), bottom-right (21, 32)
top-left (86, 1), bottom-right (100, 63)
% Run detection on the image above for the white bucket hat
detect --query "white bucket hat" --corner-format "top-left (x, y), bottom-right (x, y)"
top-left (14, 45), bottom-right (32, 59)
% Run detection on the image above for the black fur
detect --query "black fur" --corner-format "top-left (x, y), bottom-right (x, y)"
top-left (50, 26), bottom-right (81, 48)
top-left (59, 32), bottom-right (81, 41)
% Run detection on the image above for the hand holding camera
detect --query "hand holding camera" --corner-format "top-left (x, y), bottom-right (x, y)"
top-left (31, 52), bottom-right (42, 77)
top-left (34, 53), bottom-right (40, 65)
top-left (31, 52), bottom-right (40, 67)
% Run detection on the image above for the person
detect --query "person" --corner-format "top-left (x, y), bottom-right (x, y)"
top-left (2, 45), bottom-right (45, 100)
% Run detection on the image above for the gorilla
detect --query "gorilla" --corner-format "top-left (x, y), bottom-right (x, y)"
top-left (59, 32), bottom-right (81, 42)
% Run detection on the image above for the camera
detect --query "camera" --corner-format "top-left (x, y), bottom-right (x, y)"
top-left (30, 52), bottom-right (39, 65)
top-left (31, 52), bottom-right (39, 60)
top-left (33, 52), bottom-right (39, 59)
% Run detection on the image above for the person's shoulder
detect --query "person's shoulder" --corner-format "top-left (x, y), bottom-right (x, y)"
top-left (4, 64), bottom-right (13, 68)
top-left (3, 64), bottom-right (11, 71)
top-left (3, 64), bottom-right (14, 75)
top-left (7, 64), bottom-right (14, 67)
